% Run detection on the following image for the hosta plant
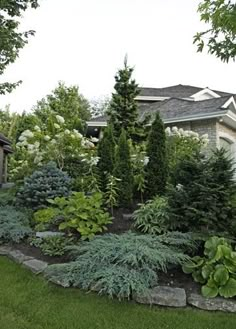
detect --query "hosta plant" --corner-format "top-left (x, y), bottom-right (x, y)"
top-left (34, 192), bottom-right (112, 240)
top-left (29, 235), bottom-right (74, 257)
top-left (182, 236), bottom-right (236, 298)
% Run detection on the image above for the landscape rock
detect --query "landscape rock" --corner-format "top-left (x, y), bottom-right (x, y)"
top-left (0, 246), bottom-right (12, 256)
top-left (188, 293), bottom-right (236, 313)
top-left (23, 259), bottom-right (48, 274)
top-left (122, 214), bottom-right (133, 221)
top-left (8, 250), bottom-right (33, 264)
top-left (134, 286), bottom-right (186, 307)
top-left (36, 231), bottom-right (65, 239)
top-left (48, 276), bottom-right (70, 288)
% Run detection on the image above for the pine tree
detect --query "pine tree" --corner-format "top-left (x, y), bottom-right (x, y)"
top-left (114, 129), bottom-right (134, 208)
top-left (146, 113), bottom-right (167, 197)
top-left (97, 125), bottom-right (116, 191)
top-left (108, 57), bottom-right (140, 139)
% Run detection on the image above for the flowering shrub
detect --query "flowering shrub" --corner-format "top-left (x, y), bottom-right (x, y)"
top-left (165, 126), bottom-right (209, 183)
top-left (10, 113), bottom-right (98, 184)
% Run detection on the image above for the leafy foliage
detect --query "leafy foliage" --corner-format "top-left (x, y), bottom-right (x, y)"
top-left (183, 236), bottom-right (236, 298)
top-left (114, 129), bottom-right (134, 208)
top-left (17, 162), bottom-right (72, 209)
top-left (194, 0), bottom-right (236, 62)
top-left (104, 174), bottom-right (120, 215)
top-left (34, 192), bottom-right (112, 240)
top-left (108, 57), bottom-right (140, 139)
top-left (0, 188), bottom-right (16, 206)
top-left (133, 197), bottom-right (170, 235)
top-left (146, 113), bottom-right (167, 197)
top-left (45, 232), bottom-right (195, 299)
top-left (33, 82), bottom-right (90, 132)
top-left (29, 235), bottom-right (74, 257)
top-left (0, 206), bottom-right (32, 244)
top-left (0, 0), bottom-right (39, 94)
top-left (168, 149), bottom-right (236, 234)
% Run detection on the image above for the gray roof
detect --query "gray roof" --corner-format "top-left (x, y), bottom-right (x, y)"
top-left (139, 84), bottom-right (233, 98)
top-left (139, 96), bottom-right (232, 121)
top-left (88, 95), bottom-right (234, 125)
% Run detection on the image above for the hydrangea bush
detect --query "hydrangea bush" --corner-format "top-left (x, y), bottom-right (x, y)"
top-left (10, 113), bottom-right (99, 186)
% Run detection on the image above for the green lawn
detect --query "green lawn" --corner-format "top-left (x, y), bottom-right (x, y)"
top-left (0, 257), bottom-right (235, 329)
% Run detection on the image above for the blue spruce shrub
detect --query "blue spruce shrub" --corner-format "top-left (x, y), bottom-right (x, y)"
top-left (17, 162), bottom-right (72, 209)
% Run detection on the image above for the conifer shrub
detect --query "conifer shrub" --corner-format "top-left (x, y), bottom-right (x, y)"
top-left (97, 125), bottom-right (116, 191)
top-left (114, 129), bottom-right (133, 208)
top-left (146, 113), bottom-right (167, 198)
top-left (45, 232), bottom-right (195, 299)
top-left (168, 149), bottom-right (236, 234)
top-left (0, 206), bottom-right (32, 244)
top-left (17, 162), bottom-right (71, 209)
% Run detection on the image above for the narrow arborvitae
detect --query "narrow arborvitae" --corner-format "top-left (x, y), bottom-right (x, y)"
top-left (114, 129), bottom-right (134, 208)
top-left (108, 57), bottom-right (140, 139)
top-left (146, 112), bottom-right (167, 197)
top-left (97, 125), bottom-right (116, 191)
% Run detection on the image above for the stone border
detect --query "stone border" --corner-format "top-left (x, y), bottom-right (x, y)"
top-left (1, 245), bottom-right (236, 313)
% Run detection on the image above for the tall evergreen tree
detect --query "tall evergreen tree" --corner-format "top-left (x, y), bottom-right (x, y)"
top-left (97, 125), bottom-right (116, 191)
top-left (108, 57), bottom-right (140, 139)
top-left (114, 129), bottom-right (134, 208)
top-left (146, 113), bottom-right (167, 197)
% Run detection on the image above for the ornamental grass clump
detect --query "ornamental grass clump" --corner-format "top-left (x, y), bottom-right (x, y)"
top-left (45, 232), bottom-right (195, 300)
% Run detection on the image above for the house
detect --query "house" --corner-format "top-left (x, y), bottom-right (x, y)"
top-left (87, 84), bottom-right (236, 157)
top-left (0, 133), bottom-right (13, 187)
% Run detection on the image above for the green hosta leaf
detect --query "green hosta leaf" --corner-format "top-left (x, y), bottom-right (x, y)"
top-left (59, 222), bottom-right (68, 230)
top-left (193, 270), bottom-right (205, 284)
top-left (219, 278), bottom-right (236, 298)
top-left (202, 264), bottom-right (214, 280)
top-left (182, 257), bottom-right (204, 274)
top-left (213, 265), bottom-right (229, 285)
top-left (202, 284), bottom-right (218, 298)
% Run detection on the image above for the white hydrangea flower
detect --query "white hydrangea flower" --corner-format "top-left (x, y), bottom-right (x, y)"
top-left (201, 134), bottom-right (209, 139)
top-left (50, 139), bottom-right (56, 144)
top-left (165, 127), bottom-right (171, 135)
top-left (34, 125), bottom-right (41, 132)
top-left (22, 130), bottom-right (34, 138)
top-left (90, 156), bottom-right (100, 166)
top-left (19, 135), bottom-right (26, 142)
top-left (44, 135), bottom-right (50, 141)
top-left (54, 123), bottom-right (60, 129)
top-left (56, 115), bottom-right (65, 124)
top-left (143, 156), bottom-right (149, 166)
top-left (64, 129), bottom-right (70, 135)
top-left (34, 155), bottom-right (43, 164)
top-left (73, 129), bottom-right (83, 138)
top-left (178, 128), bottom-right (184, 136)
top-left (172, 126), bottom-right (178, 133)
top-left (34, 141), bottom-right (40, 148)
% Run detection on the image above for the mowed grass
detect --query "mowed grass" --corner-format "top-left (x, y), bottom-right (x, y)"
top-left (0, 257), bottom-right (235, 329)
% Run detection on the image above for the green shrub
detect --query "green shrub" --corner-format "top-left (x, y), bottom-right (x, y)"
top-left (146, 113), bottom-right (167, 197)
top-left (29, 235), bottom-right (74, 256)
top-left (183, 236), bottom-right (236, 298)
top-left (133, 197), bottom-right (170, 234)
top-left (97, 125), bottom-right (116, 191)
top-left (16, 162), bottom-right (72, 209)
top-left (0, 188), bottom-right (16, 206)
top-left (45, 232), bottom-right (195, 299)
top-left (0, 206), bottom-right (32, 244)
top-left (168, 149), bottom-right (236, 234)
top-left (34, 192), bottom-right (112, 240)
top-left (114, 129), bottom-right (134, 208)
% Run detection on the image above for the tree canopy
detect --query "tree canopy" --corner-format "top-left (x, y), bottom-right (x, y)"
top-left (194, 0), bottom-right (236, 62)
top-left (0, 0), bottom-right (39, 94)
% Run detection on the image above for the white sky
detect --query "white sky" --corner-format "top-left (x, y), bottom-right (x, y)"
top-left (0, 0), bottom-right (235, 113)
